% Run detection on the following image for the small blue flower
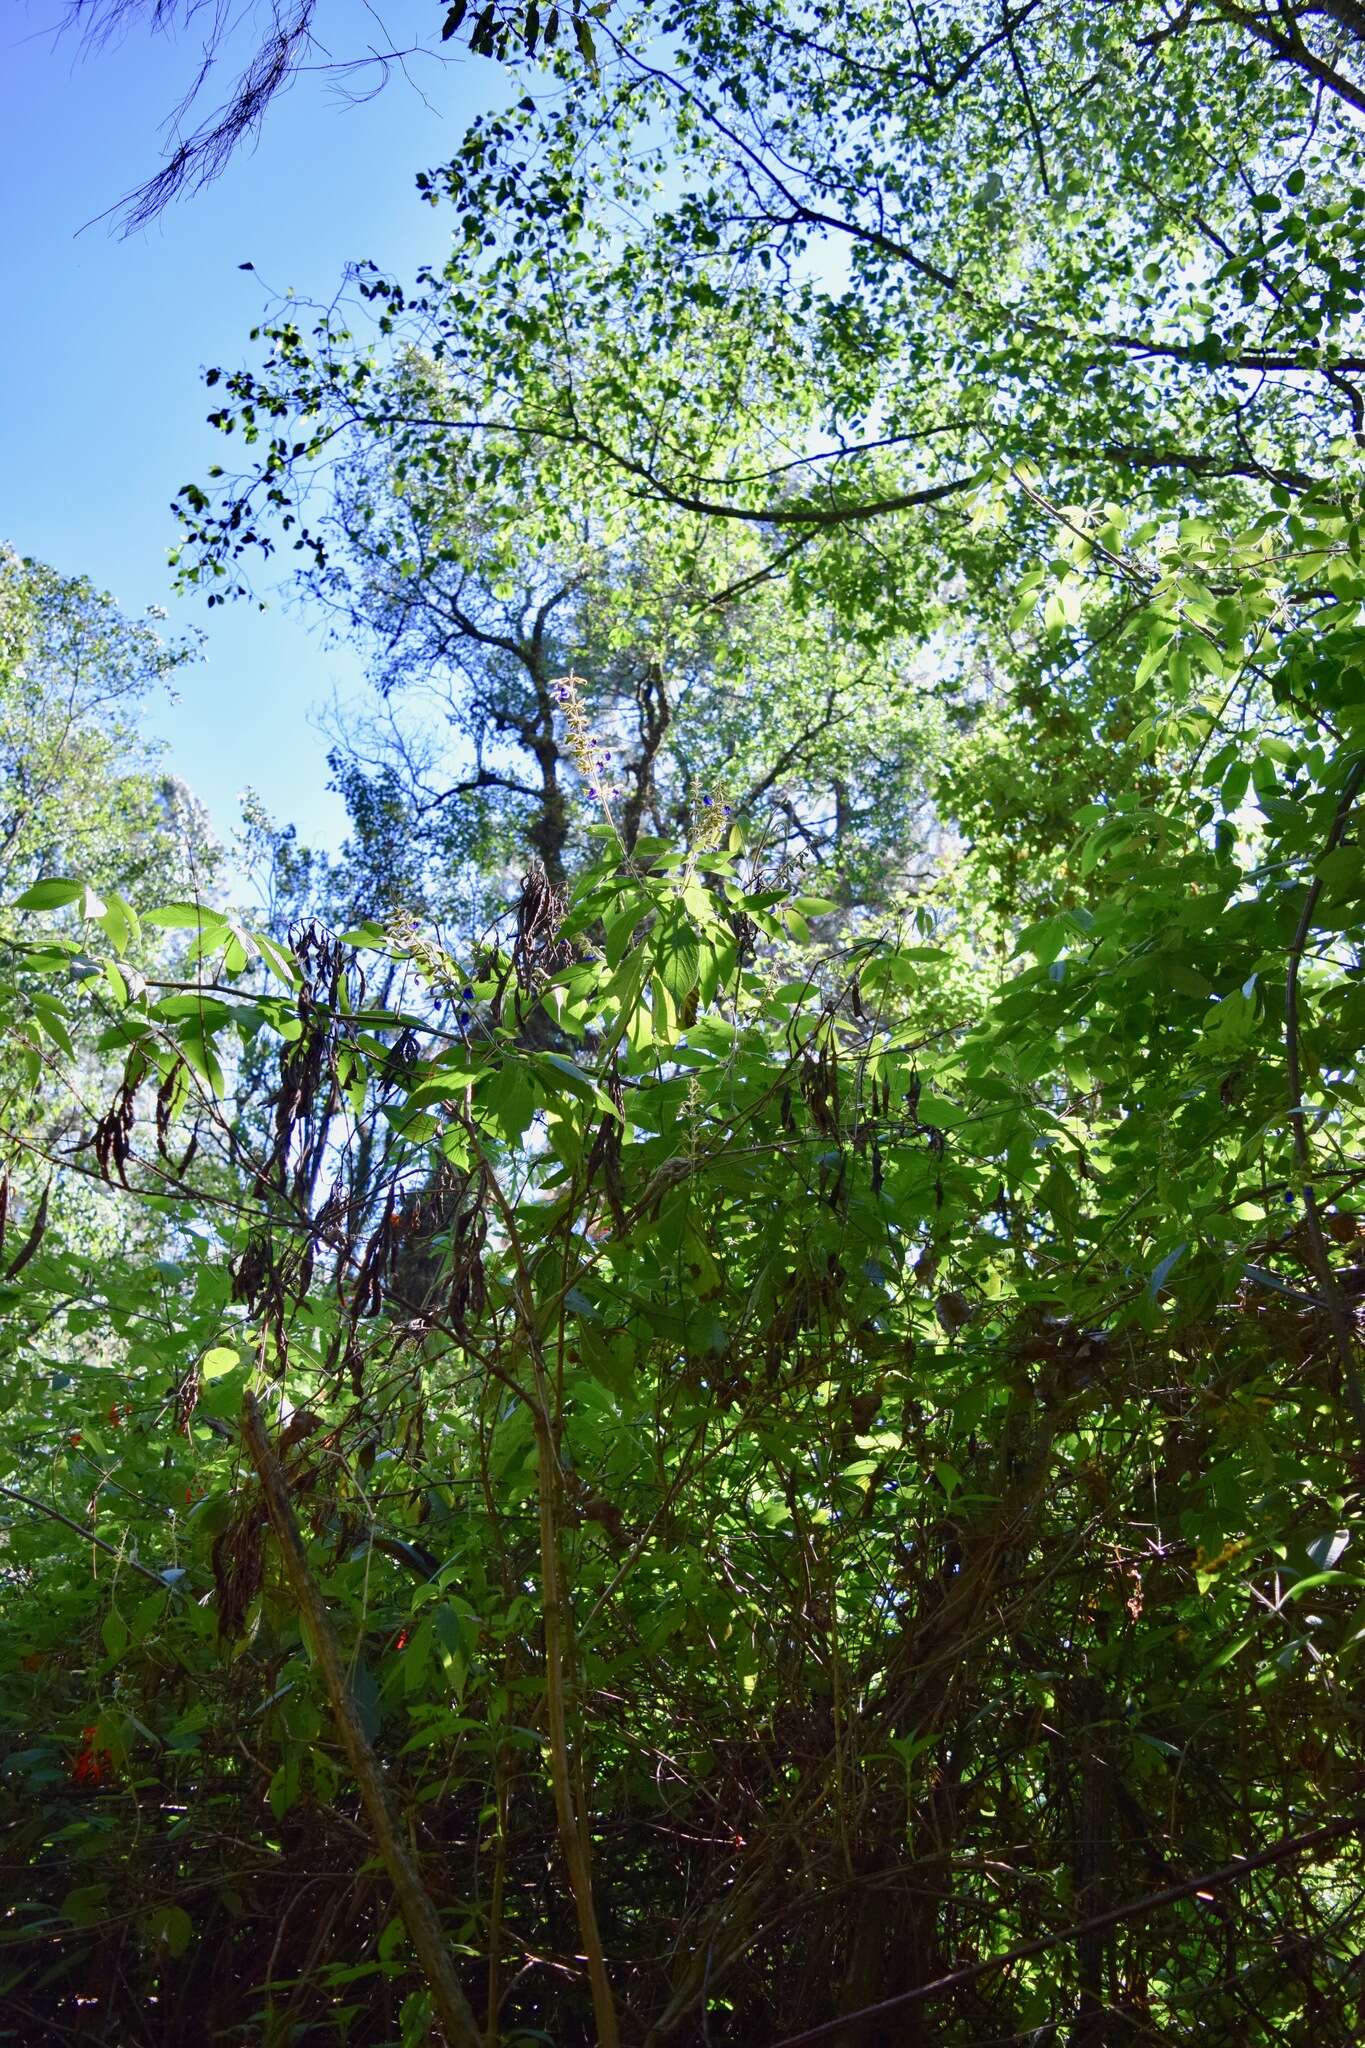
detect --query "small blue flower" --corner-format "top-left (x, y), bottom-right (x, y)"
top-left (701, 794), bottom-right (713, 807)
top-left (461, 985), bottom-right (474, 1001)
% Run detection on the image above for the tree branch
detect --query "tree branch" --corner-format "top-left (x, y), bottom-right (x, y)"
top-left (0, 1483), bottom-right (181, 1591)
top-left (766, 1815), bottom-right (1360, 2047)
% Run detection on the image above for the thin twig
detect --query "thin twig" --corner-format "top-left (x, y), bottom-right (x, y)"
top-left (0, 1484), bottom-right (181, 1591)
top-left (765, 1816), bottom-right (1360, 2047)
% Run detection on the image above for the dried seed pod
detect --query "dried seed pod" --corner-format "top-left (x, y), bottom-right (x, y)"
top-left (211, 1505), bottom-right (266, 1640)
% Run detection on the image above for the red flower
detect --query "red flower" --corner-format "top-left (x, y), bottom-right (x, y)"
top-left (71, 1728), bottom-right (114, 1788)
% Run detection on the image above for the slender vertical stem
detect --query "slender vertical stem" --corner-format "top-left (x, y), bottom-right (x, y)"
top-left (241, 1393), bottom-right (482, 2048)
top-left (483, 1739), bottom-right (510, 2048)
top-left (462, 1116), bottom-right (619, 2046)
top-left (536, 1408), bottom-right (620, 2047)
top-left (1284, 757), bottom-right (1365, 1444)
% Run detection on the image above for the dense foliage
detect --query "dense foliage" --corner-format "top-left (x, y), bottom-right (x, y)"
top-left (6, 6), bottom-right (1365, 2045)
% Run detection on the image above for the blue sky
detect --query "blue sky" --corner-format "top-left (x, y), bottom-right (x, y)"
top-left (3, 2), bottom-right (498, 852)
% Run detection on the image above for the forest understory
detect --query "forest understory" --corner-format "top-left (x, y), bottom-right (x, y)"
top-left (3, 3), bottom-right (1365, 2044)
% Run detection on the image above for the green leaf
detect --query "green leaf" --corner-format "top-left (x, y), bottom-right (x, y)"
top-left (652, 908), bottom-right (701, 1004)
top-left (61, 1884), bottom-right (110, 1929)
top-left (268, 1757), bottom-right (300, 1820)
top-left (1279, 1569), bottom-right (1365, 1601)
top-left (13, 878), bottom-right (84, 910)
top-left (1148, 1242), bottom-right (1187, 1298)
top-left (101, 1609), bottom-right (130, 1661)
top-left (177, 1027), bottom-right (226, 1094)
top-left (28, 993), bottom-right (75, 1057)
top-left (144, 901), bottom-right (229, 930)
top-left (479, 1062), bottom-right (536, 1144)
top-left (143, 1904), bottom-right (193, 1958)
top-left (199, 1363), bottom-right (249, 1420)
